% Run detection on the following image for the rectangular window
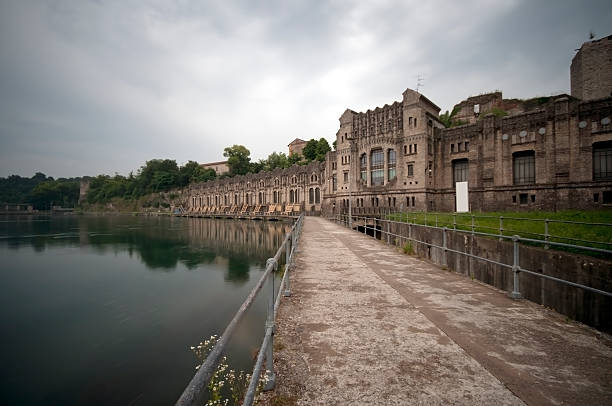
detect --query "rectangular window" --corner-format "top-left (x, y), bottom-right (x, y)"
top-left (409, 144), bottom-right (412, 154)
top-left (519, 193), bottom-right (528, 204)
top-left (332, 174), bottom-right (337, 191)
top-left (370, 149), bottom-right (384, 186)
top-left (603, 191), bottom-right (612, 204)
top-left (388, 149), bottom-right (396, 181)
top-left (411, 196), bottom-right (415, 206)
top-left (414, 144), bottom-right (418, 154)
top-left (407, 164), bottom-right (414, 177)
top-left (593, 141), bottom-right (612, 180)
top-left (513, 151), bottom-right (535, 185)
top-left (343, 172), bottom-right (348, 183)
top-left (594, 192), bottom-right (599, 202)
top-left (453, 159), bottom-right (469, 185)
top-left (360, 154), bottom-right (367, 182)
top-left (465, 141), bottom-right (469, 152)
top-left (451, 144), bottom-right (455, 153)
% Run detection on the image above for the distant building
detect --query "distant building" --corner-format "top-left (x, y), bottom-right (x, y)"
top-left (288, 138), bottom-right (307, 156)
top-left (200, 161), bottom-right (229, 176)
top-left (571, 35), bottom-right (612, 101)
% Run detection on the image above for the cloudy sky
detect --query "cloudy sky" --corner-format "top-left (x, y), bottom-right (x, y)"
top-left (0, 0), bottom-right (610, 178)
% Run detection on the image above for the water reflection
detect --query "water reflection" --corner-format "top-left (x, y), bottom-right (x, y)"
top-left (0, 215), bottom-right (289, 283)
top-left (0, 215), bottom-right (290, 405)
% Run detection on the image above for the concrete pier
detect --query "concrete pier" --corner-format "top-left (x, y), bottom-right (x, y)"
top-left (262, 217), bottom-right (612, 405)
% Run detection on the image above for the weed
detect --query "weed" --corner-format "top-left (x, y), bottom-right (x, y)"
top-left (192, 335), bottom-right (263, 405)
top-left (402, 242), bottom-right (413, 255)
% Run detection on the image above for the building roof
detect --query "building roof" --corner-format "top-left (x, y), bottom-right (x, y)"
top-left (200, 160), bottom-right (228, 166)
top-left (288, 138), bottom-right (307, 146)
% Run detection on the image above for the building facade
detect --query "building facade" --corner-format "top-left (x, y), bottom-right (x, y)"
top-left (571, 35), bottom-right (612, 101)
top-left (200, 161), bottom-right (230, 176)
top-left (185, 39), bottom-right (612, 214)
top-left (288, 138), bottom-right (307, 156)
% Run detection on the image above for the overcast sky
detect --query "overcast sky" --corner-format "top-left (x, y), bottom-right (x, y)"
top-left (0, 0), bottom-right (610, 178)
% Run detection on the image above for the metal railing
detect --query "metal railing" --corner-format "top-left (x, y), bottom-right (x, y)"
top-left (333, 214), bottom-right (612, 299)
top-left (176, 214), bottom-right (304, 406)
top-left (339, 209), bottom-right (612, 252)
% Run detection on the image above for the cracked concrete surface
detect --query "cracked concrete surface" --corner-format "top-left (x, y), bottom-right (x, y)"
top-left (259, 217), bottom-right (612, 405)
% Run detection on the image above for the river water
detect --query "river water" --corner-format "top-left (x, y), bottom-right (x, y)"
top-left (0, 214), bottom-right (289, 405)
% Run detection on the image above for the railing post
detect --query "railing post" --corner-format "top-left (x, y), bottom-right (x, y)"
top-left (424, 212), bottom-right (427, 227)
top-left (284, 236), bottom-right (291, 297)
top-left (443, 226), bottom-right (447, 267)
top-left (453, 214), bottom-right (456, 230)
top-left (499, 216), bottom-right (504, 242)
top-left (435, 214), bottom-right (438, 227)
top-left (387, 220), bottom-right (390, 245)
top-left (471, 215), bottom-right (475, 236)
top-left (408, 221), bottom-right (412, 242)
top-left (544, 219), bottom-right (550, 249)
top-left (264, 258), bottom-right (277, 390)
top-left (510, 236), bottom-right (521, 299)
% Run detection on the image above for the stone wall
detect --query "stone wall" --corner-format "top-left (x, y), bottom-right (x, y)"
top-left (571, 35), bottom-right (612, 101)
top-left (384, 222), bottom-right (612, 332)
top-left (186, 161), bottom-right (326, 213)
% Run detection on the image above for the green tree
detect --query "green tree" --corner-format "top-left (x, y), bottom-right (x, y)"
top-left (333, 140), bottom-right (337, 150)
top-left (302, 139), bottom-right (318, 161)
top-left (223, 145), bottom-right (251, 176)
top-left (315, 138), bottom-right (331, 161)
top-left (29, 179), bottom-right (79, 209)
top-left (264, 152), bottom-right (289, 170)
top-left (288, 153), bottom-right (304, 166)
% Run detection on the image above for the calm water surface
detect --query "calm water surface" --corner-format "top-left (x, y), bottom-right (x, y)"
top-left (0, 215), bottom-right (288, 405)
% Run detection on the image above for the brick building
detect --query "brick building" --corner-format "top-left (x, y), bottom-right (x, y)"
top-left (571, 35), bottom-right (612, 101)
top-left (185, 37), bottom-right (612, 214)
top-left (288, 138), bottom-right (307, 156)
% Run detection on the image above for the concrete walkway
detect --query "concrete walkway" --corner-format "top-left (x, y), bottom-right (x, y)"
top-left (261, 217), bottom-right (612, 405)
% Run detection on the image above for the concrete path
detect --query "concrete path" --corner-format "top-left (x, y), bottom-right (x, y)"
top-left (261, 217), bottom-right (612, 406)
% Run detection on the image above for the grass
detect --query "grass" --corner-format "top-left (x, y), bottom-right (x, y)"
top-left (387, 210), bottom-right (612, 256)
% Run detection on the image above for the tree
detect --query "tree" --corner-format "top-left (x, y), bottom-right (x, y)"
top-left (265, 152), bottom-right (289, 171)
top-left (439, 106), bottom-right (467, 128)
top-left (288, 153), bottom-right (304, 166)
top-left (302, 139), bottom-right (318, 161)
top-left (333, 140), bottom-right (337, 150)
top-left (223, 145), bottom-right (251, 176)
top-left (315, 138), bottom-right (331, 161)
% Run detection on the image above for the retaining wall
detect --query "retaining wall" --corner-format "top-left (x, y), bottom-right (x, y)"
top-left (385, 222), bottom-right (612, 332)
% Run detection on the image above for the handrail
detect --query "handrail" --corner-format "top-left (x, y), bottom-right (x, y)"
top-left (344, 210), bottom-right (612, 254)
top-left (333, 214), bottom-right (612, 299)
top-left (175, 214), bottom-right (304, 406)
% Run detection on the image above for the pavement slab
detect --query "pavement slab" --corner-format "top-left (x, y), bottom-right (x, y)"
top-left (259, 217), bottom-right (612, 406)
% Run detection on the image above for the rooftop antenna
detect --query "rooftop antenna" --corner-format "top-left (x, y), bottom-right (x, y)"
top-left (416, 75), bottom-right (424, 93)
top-left (589, 31), bottom-right (595, 40)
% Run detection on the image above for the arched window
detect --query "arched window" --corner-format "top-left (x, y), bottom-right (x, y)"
top-left (290, 190), bottom-right (294, 203)
top-left (309, 188), bottom-right (314, 204)
top-left (370, 149), bottom-right (384, 186)
top-left (315, 188), bottom-right (320, 204)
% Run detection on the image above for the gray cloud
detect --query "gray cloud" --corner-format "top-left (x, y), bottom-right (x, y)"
top-left (0, 0), bottom-right (610, 178)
